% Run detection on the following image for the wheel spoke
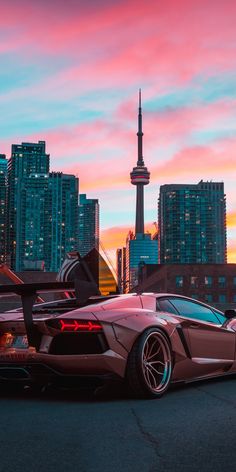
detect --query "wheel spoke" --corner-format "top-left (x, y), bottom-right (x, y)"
top-left (146, 338), bottom-right (158, 360)
top-left (146, 365), bottom-right (157, 389)
top-left (141, 332), bottom-right (171, 393)
top-left (146, 345), bottom-right (161, 361)
top-left (149, 360), bottom-right (165, 366)
top-left (148, 363), bottom-right (164, 376)
top-left (144, 365), bottom-right (152, 386)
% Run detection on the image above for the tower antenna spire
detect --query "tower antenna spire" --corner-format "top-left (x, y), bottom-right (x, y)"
top-left (130, 90), bottom-right (150, 234)
top-left (137, 89), bottom-right (144, 166)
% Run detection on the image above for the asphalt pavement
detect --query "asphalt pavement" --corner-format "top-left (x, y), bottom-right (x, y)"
top-left (0, 376), bottom-right (236, 472)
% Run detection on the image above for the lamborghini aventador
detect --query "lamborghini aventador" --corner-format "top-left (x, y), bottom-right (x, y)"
top-left (0, 285), bottom-right (236, 399)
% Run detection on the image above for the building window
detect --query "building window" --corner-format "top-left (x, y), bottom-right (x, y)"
top-left (219, 294), bottom-right (226, 303)
top-left (204, 276), bottom-right (212, 287)
top-left (218, 276), bottom-right (226, 288)
top-left (190, 276), bottom-right (198, 288)
top-left (233, 294), bottom-right (236, 303)
top-left (233, 277), bottom-right (236, 287)
top-left (205, 294), bottom-right (213, 303)
top-left (176, 276), bottom-right (183, 288)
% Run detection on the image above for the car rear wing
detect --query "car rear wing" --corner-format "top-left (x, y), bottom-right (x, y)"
top-left (0, 279), bottom-right (99, 349)
top-left (0, 282), bottom-right (75, 349)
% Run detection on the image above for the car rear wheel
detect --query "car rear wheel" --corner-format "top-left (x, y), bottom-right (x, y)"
top-left (126, 328), bottom-right (172, 398)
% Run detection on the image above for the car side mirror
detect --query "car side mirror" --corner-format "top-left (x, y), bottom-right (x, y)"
top-left (224, 309), bottom-right (236, 319)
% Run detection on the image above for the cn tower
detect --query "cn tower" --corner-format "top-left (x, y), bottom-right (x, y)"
top-left (130, 89), bottom-right (150, 234)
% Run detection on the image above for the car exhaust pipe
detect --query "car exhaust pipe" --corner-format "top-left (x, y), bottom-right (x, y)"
top-left (0, 367), bottom-right (30, 380)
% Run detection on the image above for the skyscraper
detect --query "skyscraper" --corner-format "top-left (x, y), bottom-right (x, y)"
top-left (78, 194), bottom-right (99, 257)
top-left (158, 181), bottom-right (227, 264)
top-left (7, 141), bottom-right (49, 270)
top-left (22, 173), bottom-right (49, 270)
top-left (123, 91), bottom-right (158, 292)
top-left (0, 154), bottom-right (7, 263)
top-left (48, 173), bottom-right (79, 271)
top-left (7, 142), bottom-right (79, 272)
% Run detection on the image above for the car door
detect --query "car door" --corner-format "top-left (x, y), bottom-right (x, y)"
top-left (166, 297), bottom-right (235, 363)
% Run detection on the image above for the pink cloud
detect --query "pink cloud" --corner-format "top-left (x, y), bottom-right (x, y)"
top-left (2, 95), bottom-right (236, 195)
top-left (153, 138), bottom-right (236, 183)
top-left (1, 0), bottom-right (236, 101)
top-left (117, 97), bottom-right (236, 152)
top-left (58, 135), bottom-right (236, 194)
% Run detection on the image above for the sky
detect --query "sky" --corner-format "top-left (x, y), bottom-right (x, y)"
top-left (0, 0), bottom-right (236, 264)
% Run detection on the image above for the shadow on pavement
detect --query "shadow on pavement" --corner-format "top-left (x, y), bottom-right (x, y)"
top-left (0, 372), bottom-right (236, 404)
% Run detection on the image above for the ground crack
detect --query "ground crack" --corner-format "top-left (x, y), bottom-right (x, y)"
top-left (131, 407), bottom-right (164, 465)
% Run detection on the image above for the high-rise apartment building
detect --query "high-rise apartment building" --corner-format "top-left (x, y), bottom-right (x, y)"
top-left (158, 181), bottom-right (227, 264)
top-left (7, 141), bottom-right (49, 270)
top-left (22, 173), bottom-right (50, 270)
top-left (0, 154), bottom-right (7, 173)
top-left (78, 194), bottom-right (99, 257)
top-left (7, 142), bottom-right (79, 272)
top-left (48, 173), bottom-right (79, 271)
top-left (0, 154), bottom-right (7, 263)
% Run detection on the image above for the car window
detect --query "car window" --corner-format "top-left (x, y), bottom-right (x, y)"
top-left (156, 299), bottom-right (179, 315)
top-left (168, 298), bottom-right (220, 324)
top-left (212, 310), bottom-right (227, 325)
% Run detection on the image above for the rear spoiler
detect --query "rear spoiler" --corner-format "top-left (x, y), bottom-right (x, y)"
top-left (0, 280), bottom-right (99, 349)
top-left (0, 281), bottom-right (75, 296)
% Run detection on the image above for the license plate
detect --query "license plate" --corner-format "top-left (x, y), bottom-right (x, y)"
top-left (12, 335), bottom-right (29, 349)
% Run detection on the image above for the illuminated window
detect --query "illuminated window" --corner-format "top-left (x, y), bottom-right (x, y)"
top-left (190, 276), bottom-right (198, 287)
top-left (204, 276), bottom-right (212, 286)
top-left (176, 276), bottom-right (183, 288)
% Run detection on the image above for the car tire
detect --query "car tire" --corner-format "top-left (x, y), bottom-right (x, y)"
top-left (126, 327), bottom-right (172, 399)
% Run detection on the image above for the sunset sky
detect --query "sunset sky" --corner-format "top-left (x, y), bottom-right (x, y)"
top-left (1, 0), bottom-right (236, 263)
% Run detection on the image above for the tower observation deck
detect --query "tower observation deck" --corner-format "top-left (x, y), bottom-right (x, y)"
top-left (130, 89), bottom-right (150, 234)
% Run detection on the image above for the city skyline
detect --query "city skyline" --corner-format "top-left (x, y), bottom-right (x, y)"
top-left (1, 0), bottom-right (236, 263)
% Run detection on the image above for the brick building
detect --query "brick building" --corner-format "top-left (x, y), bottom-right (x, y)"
top-left (136, 264), bottom-right (236, 310)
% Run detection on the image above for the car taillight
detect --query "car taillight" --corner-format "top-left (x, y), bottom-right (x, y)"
top-left (59, 319), bottom-right (102, 332)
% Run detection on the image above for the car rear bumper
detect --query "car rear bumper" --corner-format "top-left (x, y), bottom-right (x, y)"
top-left (0, 362), bottom-right (121, 389)
top-left (0, 347), bottom-right (127, 383)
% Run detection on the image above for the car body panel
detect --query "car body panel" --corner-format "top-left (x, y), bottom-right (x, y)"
top-left (0, 292), bottom-right (236, 388)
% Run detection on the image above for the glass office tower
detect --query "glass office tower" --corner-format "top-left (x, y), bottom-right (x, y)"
top-left (78, 194), bottom-right (99, 257)
top-left (0, 154), bottom-right (7, 263)
top-left (125, 232), bottom-right (158, 291)
top-left (158, 181), bottom-right (227, 264)
top-left (7, 142), bottom-right (79, 272)
top-left (48, 173), bottom-right (79, 271)
top-left (7, 141), bottom-right (49, 270)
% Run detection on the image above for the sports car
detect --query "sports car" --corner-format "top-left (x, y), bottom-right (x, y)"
top-left (0, 285), bottom-right (236, 398)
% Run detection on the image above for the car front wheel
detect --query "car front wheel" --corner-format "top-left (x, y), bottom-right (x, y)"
top-left (126, 328), bottom-right (172, 398)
